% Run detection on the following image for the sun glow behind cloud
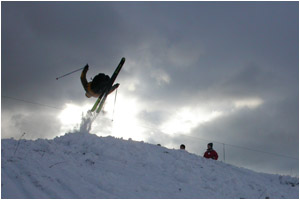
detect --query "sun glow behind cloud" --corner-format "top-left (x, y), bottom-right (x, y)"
top-left (160, 107), bottom-right (223, 135)
top-left (56, 91), bottom-right (146, 141)
top-left (104, 93), bottom-right (146, 141)
top-left (57, 94), bottom-right (264, 142)
top-left (159, 97), bottom-right (264, 136)
top-left (57, 103), bottom-right (92, 134)
top-left (234, 97), bottom-right (263, 109)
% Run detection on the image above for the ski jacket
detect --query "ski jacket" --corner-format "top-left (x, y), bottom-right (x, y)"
top-left (81, 65), bottom-right (119, 98)
top-left (204, 149), bottom-right (218, 160)
top-left (81, 66), bottom-right (102, 98)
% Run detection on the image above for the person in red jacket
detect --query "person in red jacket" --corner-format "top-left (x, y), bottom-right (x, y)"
top-left (203, 143), bottom-right (218, 160)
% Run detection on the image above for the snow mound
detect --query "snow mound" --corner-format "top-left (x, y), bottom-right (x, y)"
top-left (2, 132), bottom-right (298, 198)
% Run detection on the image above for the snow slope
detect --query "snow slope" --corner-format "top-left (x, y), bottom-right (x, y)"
top-left (2, 131), bottom-right (298, 199)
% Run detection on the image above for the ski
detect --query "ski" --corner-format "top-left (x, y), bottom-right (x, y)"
top-left (96, 93), bottom-right (108, 113)
top-left (90, 57), bottom-right (125, 113)
top-left (90, 92), bottom-right (104, 112)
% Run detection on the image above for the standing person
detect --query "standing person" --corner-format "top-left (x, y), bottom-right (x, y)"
top-left (81, 64), bottom-right (119, 98)
top-left (180, 144), bottom-right (186, 150)
top-left (203, 143), bottom-right (218, 160)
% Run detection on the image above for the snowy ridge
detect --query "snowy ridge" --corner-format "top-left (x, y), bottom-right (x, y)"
top-left (1, 132), bottom-right (298, 198)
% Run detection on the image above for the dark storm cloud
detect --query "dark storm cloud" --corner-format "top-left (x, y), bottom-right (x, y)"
top-left (1, 1), bottom-right (130, 139)
top-left (190, 96), bottom-right (298, 175)
top-left (117, 2), bottom-right (298, 176)
top-left (144, 95), bottom-right (298, 175)
top-left (2, 2), bottom-right (129, 105)
top-left (1, 105), bottom-right (61, 140)
top-left (1, 2), bottom-right (298, 176)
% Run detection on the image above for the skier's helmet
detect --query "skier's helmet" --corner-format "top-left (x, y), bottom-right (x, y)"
top-left (91, 73), bottom-right (110, 92)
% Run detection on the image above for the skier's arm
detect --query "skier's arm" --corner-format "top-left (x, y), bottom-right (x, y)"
top-left (81, 64), bottom-right (89, 90)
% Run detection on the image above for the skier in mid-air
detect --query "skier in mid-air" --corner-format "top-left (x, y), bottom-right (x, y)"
top-left (81, 64), bottom-right (120, 98)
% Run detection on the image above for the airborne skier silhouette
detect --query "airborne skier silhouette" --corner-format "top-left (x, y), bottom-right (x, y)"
top-left (80, 64), bottom-right (120, 98)
top-left (80, 57), bottom-right (125, 113)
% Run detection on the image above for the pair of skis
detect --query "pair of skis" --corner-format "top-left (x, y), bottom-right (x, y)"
top-left (90, 57), bottom-right (125, 114)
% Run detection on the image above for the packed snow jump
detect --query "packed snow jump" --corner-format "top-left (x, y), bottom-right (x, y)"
top-left (80, 57), bottom-right (125, 114)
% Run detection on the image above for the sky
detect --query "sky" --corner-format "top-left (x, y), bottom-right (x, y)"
top-left (1, 1), bottom-right (299, 176)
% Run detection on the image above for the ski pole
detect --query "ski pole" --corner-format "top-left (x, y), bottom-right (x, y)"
top-left (56, 66), bottom-right (85, 80)
top-left (112, 88), bottom-right (118, 121)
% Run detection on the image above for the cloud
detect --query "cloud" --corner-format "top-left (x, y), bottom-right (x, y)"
top-left (150, 68), bottom-right (171, 86)
top-left (233, 98), bottom-right (263, 109)
top-left (2, 108), bottom-right (61, 140)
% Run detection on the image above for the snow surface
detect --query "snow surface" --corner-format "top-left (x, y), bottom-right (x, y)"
top-left (2, 131), bottom-right (299, 199)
